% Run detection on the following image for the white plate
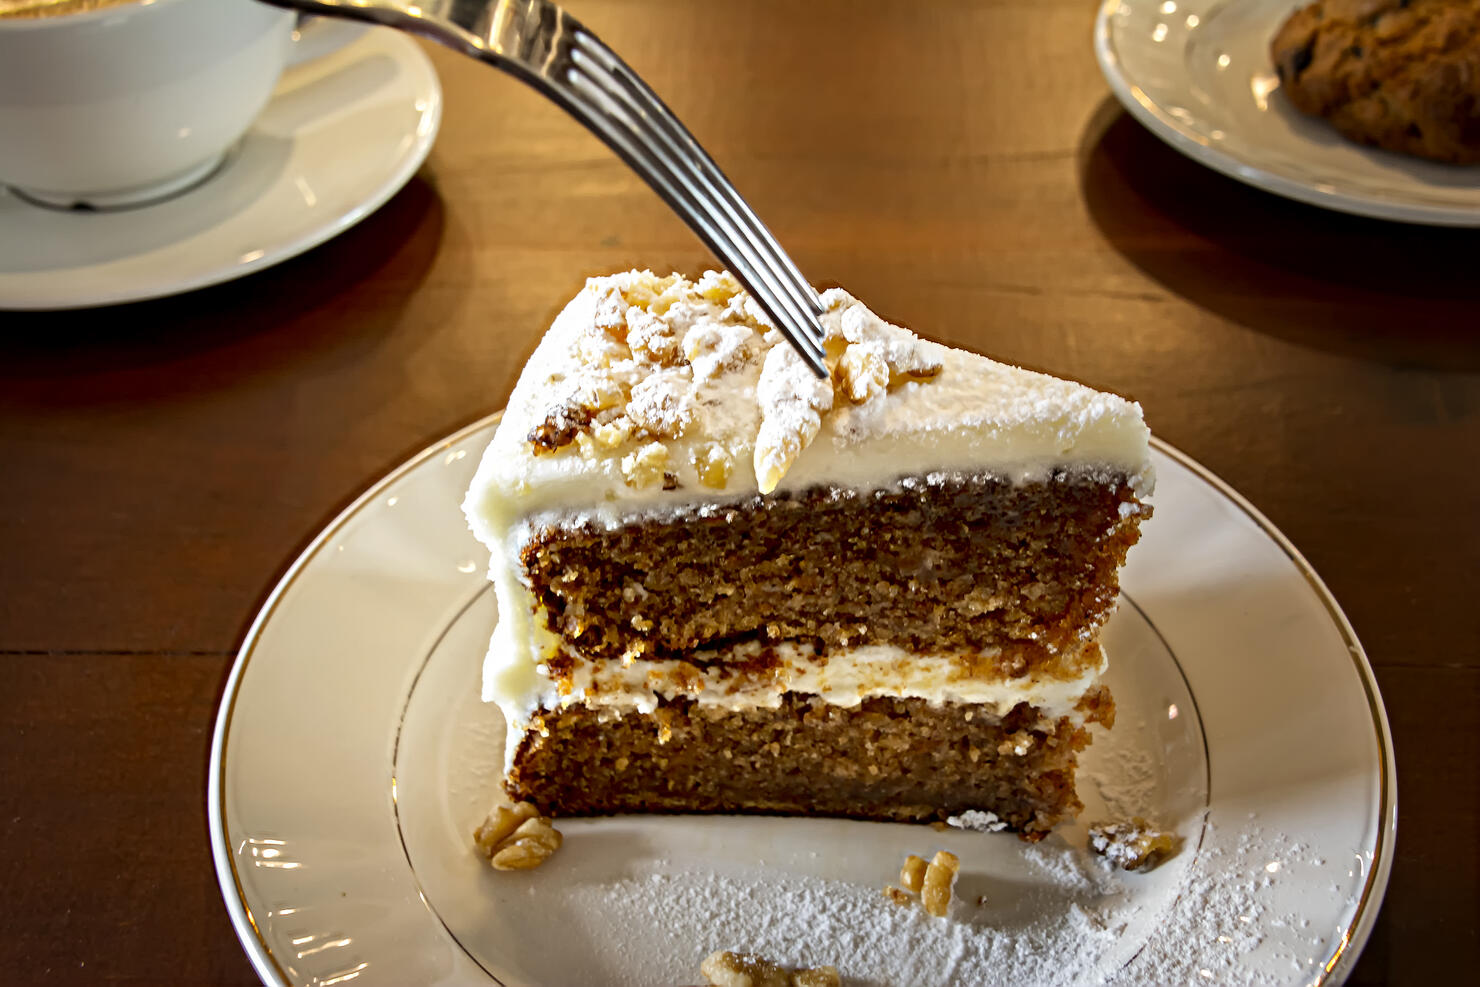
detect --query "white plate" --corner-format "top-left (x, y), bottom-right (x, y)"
top-left (0, 27), bottom-right (440, 311)
top-left (210, 415), bottom-right (1394, 986)
top-left (1094, 0), bottom-right (1480, 225)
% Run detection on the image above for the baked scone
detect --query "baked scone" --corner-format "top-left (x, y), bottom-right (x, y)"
top-left (1271, 0), bottom-right (1480, 163)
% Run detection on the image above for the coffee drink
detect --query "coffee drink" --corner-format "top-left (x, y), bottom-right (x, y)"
top-left (0, 0), bottom-right (294, 207)
top-left (0, 0), bottom-right (139, 18)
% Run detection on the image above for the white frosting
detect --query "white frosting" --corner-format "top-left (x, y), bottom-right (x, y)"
top-left (462, 271), bottom-right (1152, 749)
top-left (548, 641), bottom-right (1106, 721)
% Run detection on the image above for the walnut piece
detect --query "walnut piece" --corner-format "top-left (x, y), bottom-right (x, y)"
top-left (625, 367), bottom-right (695, 440)
top-left (691, 442), bottom-right (735, 489)
top-left (527, 403), bottom-right (594, 454)
top-left (751, 286), bottom-right (945, 490)
top-left (754, 345), bottom-right (833, 494)
top-left (620, 441), bottom-right (671, 489)
top-left (472, 801), bottom-right (563, 871)
top-left (699, 951), bottom-right (840, 987)
top-left (592, 416), bottom-right (633, 449)
top-left (883, 885), bottom-right (914, 907)
top-left (921, 850), bottom-right (960, 917)
top-left (884, 849), bottom-right (959, 918)
top-left (626, 307), bottom-right (685, 366)
top-left (899, 854), bottom-right (928, 894)
top-left (1088, 818), bottom-right (1182, 872)
top-left (835, 341), bottom-right (889, 404)
top-left (684, 321), bottom-right (757, 381)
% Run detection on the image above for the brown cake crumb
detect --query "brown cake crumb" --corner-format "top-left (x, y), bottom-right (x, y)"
top-left (1087, 817), bottom-right (1182, 872)
top-left (700, 950), bottom-right (841, 987)
top-left (472, 801), bottom-right (563, 871)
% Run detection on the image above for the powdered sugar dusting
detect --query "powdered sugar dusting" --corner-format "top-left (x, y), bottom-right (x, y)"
top-left (947, 809), bottom-right (1009, 833)
top-left (1117, 822), bottom-right (1336, 985)
top-left (536, 857), bottom-right (1127, 987)
top-left (502, 823), bottom-right (1344, 987)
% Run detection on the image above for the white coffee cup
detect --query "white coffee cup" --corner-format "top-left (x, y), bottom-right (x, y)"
top-left (0, 0), bottom-right (294, 209)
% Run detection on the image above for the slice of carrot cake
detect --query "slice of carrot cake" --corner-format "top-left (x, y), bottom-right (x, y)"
top-left (462, 270), bottom-right (1152, 838)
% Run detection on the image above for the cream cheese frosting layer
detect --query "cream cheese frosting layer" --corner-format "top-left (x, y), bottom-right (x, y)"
top-left (487, 615), bottom-right (1104, 724)
top-left (545, 641), bottom-right (1109, 722)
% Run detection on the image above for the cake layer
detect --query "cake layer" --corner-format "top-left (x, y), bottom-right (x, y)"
top-left (520, 469), bottom-right (1146, 665)
top-left (507, 690), bottom-right (1114, 839)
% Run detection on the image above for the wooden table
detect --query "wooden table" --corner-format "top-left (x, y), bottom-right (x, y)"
top-left (2, 2), bottom-right (1474, 982)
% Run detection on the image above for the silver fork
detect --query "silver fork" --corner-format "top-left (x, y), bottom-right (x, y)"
top-left (267, 0), bottom-right (829, 377)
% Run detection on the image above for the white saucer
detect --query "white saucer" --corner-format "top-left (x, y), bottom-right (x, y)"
top-left (0, 26), bottom-right (441, 311)
top-left (210, 415), bottom-right (1394, 986)
top-left (1095, 0), bottom-right (1480, 226)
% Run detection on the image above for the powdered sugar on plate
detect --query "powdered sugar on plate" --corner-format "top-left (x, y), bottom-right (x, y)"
top-left (947, 809), bottom-right (1009, 833)
top-left (532, 847), bottom-right (1128, 987)
top-left (508, 821), bottom-right (1338, 987)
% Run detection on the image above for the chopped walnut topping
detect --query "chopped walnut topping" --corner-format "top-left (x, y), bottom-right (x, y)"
top-left (575, 321), bottom-right (631, 369)
top-left (887, 341), bottom-right (942, 384)
top-left (749, 286), bottom-right (945, 490)
top-left (620, 441), bottom-right (671, 488)
top-left (691, 442), bottom-right (735, 489)
top-left (527, 403), bottom-right (593, 454)
top-left (754, 345), bottom-right (833, 494)
top-left (592, 416), bottom-right (633, 449)
top-left (1088, 818), bottom-right (1183, 872)
top-left (588, 281), bottom-right (630, 333)
top-left (835, 341), bottom-right (889, 404)
top-left (684, 321), bottom-right (757, 381)
top-left (700, 951), bottom-right (840, 987)
top-left (626, 307), bottom-right (685, 366)
top-left (526, 366), bottom-right (632, 454)
top-left (626, 368), bottom-right (695, 440)
top-left (473, 801), bottom-right (563, 871)
top-left (526, 274), bottom-right (946, 491)
top-left (696, 269), bottom-right (743, 306)
top-left (617, 271), bottom-right (683, 313)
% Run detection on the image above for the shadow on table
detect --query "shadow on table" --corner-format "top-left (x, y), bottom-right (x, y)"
top-left (1076, 98), bottom-right (1480, 373)
top-left (0, 173), bottom-right (449, 408)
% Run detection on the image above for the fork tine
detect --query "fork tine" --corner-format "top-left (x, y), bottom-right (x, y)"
top-left (566, 61), bottom-right (828, 369)
top-left (560, 52), bottom-right (827, 356)
top-left (565, 58), bottom-right (830, 369)
top-left (570, 31), bottom-right (825, 329)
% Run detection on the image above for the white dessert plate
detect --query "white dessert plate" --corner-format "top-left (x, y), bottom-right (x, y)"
top-left (0, 27), bottom-right (440, 311)
top-left (1094, 0), bottom-right (1480, 225)
top-left (210, 414), bottom-right (1394, 986)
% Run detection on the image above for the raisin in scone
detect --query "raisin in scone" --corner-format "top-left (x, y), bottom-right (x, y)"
top-left (1271, 0), bottom-right (1480, 163)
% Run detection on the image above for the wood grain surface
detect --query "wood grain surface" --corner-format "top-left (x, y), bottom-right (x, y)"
top-left (1, 1), bottom-right (1476, 983)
